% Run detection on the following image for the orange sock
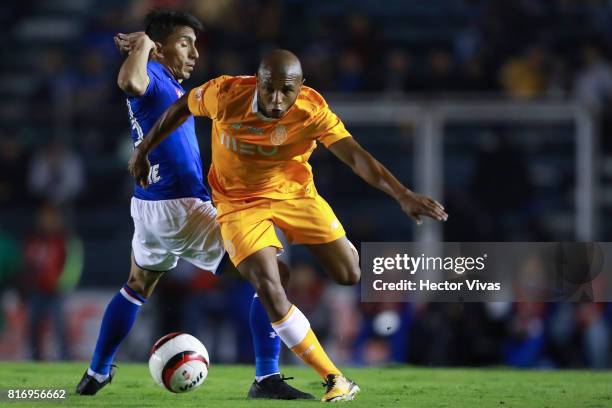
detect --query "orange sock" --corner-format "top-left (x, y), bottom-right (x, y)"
top-left (291, 328), bottom-right (341, 378)
top-left (272, 305), bottom-right (341, 379)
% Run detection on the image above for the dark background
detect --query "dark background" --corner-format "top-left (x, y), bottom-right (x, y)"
top-left (0, 0), bottom-right (611, 368)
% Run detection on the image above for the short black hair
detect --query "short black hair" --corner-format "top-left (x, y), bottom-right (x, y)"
top-left (144, 10), bottom-right (203, 43)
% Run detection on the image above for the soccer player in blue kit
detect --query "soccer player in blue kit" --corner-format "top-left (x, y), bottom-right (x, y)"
top-left (76, 10), bottom-right (312, 400)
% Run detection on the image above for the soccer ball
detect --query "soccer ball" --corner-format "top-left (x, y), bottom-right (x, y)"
top-left (148, 332), bottom-right (210, 393)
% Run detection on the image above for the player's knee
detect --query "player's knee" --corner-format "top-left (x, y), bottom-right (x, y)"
top-left (335, 262), bottom-right (361, 286)
top-left (349, 240), bottom-right (360, 265)
top-left (254, 279), bottom-right (289, 317)
top-left (254, 278), bottom-right (286, 304)
top-left (128, 268), bottom-right (161, 299)
top-left (127, 276), bottom-right (148, 298)
top-left (349, 264), bottom-right (361, 284)
top-left (238, 249), bottom-right (289, 317)
top-left (333, 240), bottom-right (360, 285)
top-left (345, 266), bottom-right (362, 285)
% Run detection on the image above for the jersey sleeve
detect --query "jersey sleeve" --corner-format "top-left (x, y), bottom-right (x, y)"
top-left (141, 63), bottom-right (160, 98)
top-left (188, 76), bottom-right (229, 119)
top-left (312, 103), bottom-right (352, 148)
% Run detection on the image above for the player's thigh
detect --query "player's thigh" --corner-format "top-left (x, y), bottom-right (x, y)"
top-left (172, 199), bottom-right (225, 274)
top-left (273, 195), bottom-right (359, 284)
top-left (236, 246), bottom-right (290, 321)
top-left (217, 200), bottom-right (283, 267)
top-left (272, 194), bottom-right (345, 245)
top-left (305, 236), bottom-right (361, 286)
top-left (131, 197), bottom-right (181, 273)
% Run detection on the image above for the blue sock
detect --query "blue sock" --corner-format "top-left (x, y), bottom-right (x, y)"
top-left (89, 284), bottom-right (146, 375)
top-left (250, 294), bottom-right (280, 378)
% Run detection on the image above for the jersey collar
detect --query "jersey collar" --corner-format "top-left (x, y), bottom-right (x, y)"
top-left (154, 61), bottom-right (183, 87)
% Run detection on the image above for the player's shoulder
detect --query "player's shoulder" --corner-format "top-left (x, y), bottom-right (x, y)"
top-left (296, 86), bottom-right (328, 116)
top-left (208, 75), bottom-right (255, 93)
top-left (146, 61), bottom-right (166, 79)
top-left (124, 61), bottom-right (164, 99)
top-left (300, 86), bottom-right (327, 105)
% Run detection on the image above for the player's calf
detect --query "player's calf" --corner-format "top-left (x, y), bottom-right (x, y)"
top-left (239, 247), bottom-right (352, 401)
top-left (238, 247), bottom-right (291, 321)
top-left (77, 258), bottom-right (160, 395)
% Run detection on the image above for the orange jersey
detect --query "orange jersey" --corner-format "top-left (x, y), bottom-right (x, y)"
top-left (187, 75), bottom-right (351, 203)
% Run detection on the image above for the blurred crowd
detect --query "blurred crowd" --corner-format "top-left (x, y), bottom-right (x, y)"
top-left (1, 0), bottom-right (612, 368)
top-left (4, 0), bottom-right (612, 208)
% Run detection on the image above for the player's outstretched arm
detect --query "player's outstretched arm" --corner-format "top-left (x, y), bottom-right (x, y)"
top-left (328, 137), bottom-right (448, 225)
top-left (115, 32), bottom-right (155, 95)
top-left (128, 94), bottom-right (191, 188)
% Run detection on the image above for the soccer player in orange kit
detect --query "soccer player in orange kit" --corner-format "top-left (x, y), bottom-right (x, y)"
top-left (129, 49), bottom-right (448, 401)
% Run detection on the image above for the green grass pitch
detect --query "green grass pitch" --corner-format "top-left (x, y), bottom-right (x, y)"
top-left (0, 363), bottom-right (610, 407)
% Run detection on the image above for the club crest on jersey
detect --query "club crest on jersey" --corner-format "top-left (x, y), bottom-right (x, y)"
top-left (271, 125), bottom-right (288, 145)
top-left (175, 88), bottom-right (184, 98)
top-left (194, 88), bottom-right (203, 100)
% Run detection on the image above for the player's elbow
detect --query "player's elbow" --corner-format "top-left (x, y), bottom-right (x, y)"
top-left (118, 78), bottom-right (147, 96)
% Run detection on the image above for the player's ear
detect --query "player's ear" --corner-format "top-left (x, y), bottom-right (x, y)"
top-left (151, 42), bottom-right (163, 59)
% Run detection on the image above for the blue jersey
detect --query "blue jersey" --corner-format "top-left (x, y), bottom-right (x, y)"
top-left (125, 61), bottom-right (210, 201)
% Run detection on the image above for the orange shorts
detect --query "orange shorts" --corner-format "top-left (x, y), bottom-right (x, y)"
top-left (215, 194), bottom-right (346, 266)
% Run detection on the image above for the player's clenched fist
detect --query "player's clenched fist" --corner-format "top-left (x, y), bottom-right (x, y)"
top-left (114, 31), bottom-right (155, 55)
top-left (397, 190), bottom-right (448, 225)
top-left (128, 147), bottom-right (151, 189)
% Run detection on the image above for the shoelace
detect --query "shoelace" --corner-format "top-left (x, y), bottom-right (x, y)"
top-left (279, 375), bottom-right (294, 382)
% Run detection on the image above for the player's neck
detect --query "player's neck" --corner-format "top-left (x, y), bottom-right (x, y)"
top-left (153, 57), bottom-right (184, 84)
top-left (256, 100), bottom-right (280, 121)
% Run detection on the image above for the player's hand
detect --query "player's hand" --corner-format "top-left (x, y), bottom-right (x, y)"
top-left (397, 190), bottom-right (448, 225)
top-left (128, 147), bottom-right (151, 189)
top-left (114, 32), bottom-right (154, 55)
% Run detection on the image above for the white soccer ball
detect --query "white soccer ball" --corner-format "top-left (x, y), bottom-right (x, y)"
top-left (148, 332), bottom-right (210, 393)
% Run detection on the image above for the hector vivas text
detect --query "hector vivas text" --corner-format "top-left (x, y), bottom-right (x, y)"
top-left (371, 253), bottom-right (501, 292)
